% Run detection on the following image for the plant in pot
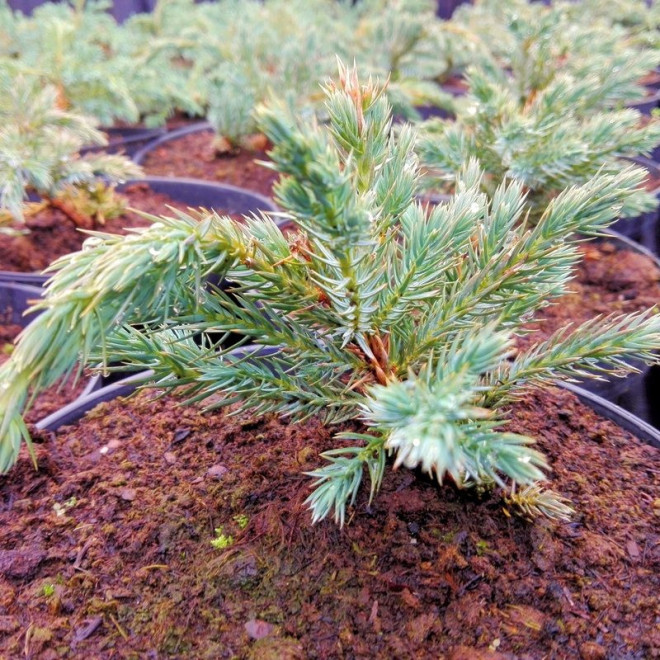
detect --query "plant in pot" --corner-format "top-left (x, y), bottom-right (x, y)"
top-left (448, 0), bottom-right (660, 110)
top-left (1, 1), bottom-right (192, 152)
top-left (110, 0), bottom-right (206, 129)
top-left (133, 0), bottom-right (347, 195)
top-left (416, 66), bottom-right (660, 227)
top-left (133, 0), bottom-right (457, 192)
top-left (1, 64), bottom-right (660, 533)
top-left (3, 0), bottom-right (139, 127)
top-left (416, 63), bottom-right (660, 414)
top-left (0, 75), bottom-right (143, 277)
top-left (343, 0), bottom-right (457, 120)
top-left (0, 74), bottom-right (144, 230)
top-left (0, 71), bottom-right (279, 282)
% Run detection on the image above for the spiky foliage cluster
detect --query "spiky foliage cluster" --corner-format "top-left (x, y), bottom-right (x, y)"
top-left (2, 66), bottom-right (660, 526)
top-left (417, 68), bottom-right (660, 218)
top-left (2, 0), bottom-right (139, 126)
top-left (417, 0), bottom-right (660, 219)
top-left (0, 75), bottom-right (142, 227)
top-left (449, 0), bottom-right (660, 102)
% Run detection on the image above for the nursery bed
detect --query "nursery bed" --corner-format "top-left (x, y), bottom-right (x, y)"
top-left (0, 385), bottom-right (657, 658)
top-left (137, 128), bottom-right (279, 198)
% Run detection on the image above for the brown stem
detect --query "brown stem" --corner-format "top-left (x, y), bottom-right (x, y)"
top-left (367, 333), bottom-right (394, 386)
top-left (47, 197), bottom-right (94, 229)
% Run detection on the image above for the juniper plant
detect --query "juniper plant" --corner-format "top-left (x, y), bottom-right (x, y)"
top-left (174, 0), bottom-right (455, 150)
top-left (450, 0), bottom-right (660, 106)
top-left (4, 0), bottom-right (138, 126)
top-left (417, 66), bottom-right (660, 220)
top-left (346, 0), bottom-right (456, 119)
top-left (0, 76), bottom-right (142, 228)
top-left (559, 0), bottom-right (660, 50)
top-left (1, 65), bottom-right (660, 527)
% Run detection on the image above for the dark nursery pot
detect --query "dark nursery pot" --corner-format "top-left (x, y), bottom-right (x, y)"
top-left (0, 282), bottom-right (42, 327)
top-left (0, 176), bottom-right (279, 288)
top-left (132, 122), bottom-right (213, 167)
top-left (123, 176), bottom-right (278, 216)
top-left (435, 0), bottom-right (469, 18)
top-left (626, 89), bottom-right (660, 116)
top-left (561, 382), bottom-right (660, 450)
top-left (609, 157), bottom-right (660, 254)
top-left (569, 228), bottom-right (660, 428)
top-left (411, 104), bottom-right (456, 121)
top-left (643, 68), bottom-right (660, 91)
top-left (80, 126), bottom-right (166, 157)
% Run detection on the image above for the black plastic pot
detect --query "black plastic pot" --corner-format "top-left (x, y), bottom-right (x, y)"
top-left (81, 126), bottom-right (166, 157)
top-left (644, 68), bottom-right (660, 92)
top-left (35, 347), bottom-right (660, 451)
top-left (0, 176), bottom-right (279, 288)
top-left (122, 176), bottom-right (278, 216)
top-left (0, 282), bottom-right (42, 327)
top-left (606, 157), bottom-right (660, 255)
top-left (435, 0), bottom-right (469, 19)
top-left (560, 383), bottom-right (660, 450)
top-left (566, 229), bottom-right (660, 410)
top-left (627, 89), bottom-right (660, 116)
top-left (132, 122), bottom-right (213, 167)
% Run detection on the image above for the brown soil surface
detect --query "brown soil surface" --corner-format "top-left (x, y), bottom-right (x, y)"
top-left (139, 128), bottom-right (279, 199)
top-left (0, 382), bottom-right (657, 659)
top-left (519, 239), bottom-right (660, 348)
top-left (0, 182), bottom-right (244, 275)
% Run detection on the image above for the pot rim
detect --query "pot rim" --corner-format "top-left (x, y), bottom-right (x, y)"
top-left (132, 122), bottom-right (213, 166)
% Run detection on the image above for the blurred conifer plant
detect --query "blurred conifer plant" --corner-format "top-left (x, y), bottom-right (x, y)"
top-left (418, 34), bottom-right (660, 219)
top-left (1, 64), bottom-right (659, 526)
top-left (0, 76), bottom-right (142, 229)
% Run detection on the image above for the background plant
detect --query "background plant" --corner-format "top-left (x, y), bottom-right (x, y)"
top-left (0, 0), bottom-right (462, 142)
top-left (0, 75), bottom-right (142, 228)
top-left (2, 65), bottom-right (659, 527)
top-left (345, 0), bottom-right (456, 119)
top-left (2, 0), bottom-right (139, 126)
top-left (444, 0), bottom-right (660, 121)
top-left (417, 57), bottom-right (660, 219)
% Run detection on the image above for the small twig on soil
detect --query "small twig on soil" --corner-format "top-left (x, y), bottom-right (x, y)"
top-left (23, 622), bottom-right (34, 658)
top-left (108, 613), bottom-right (129, 641)
top-left (457, 574), bottom-right (484, 596)
top-left (73, 537), bottom-right (95, 571)
top-left (73, 617), bottom-right (103, 644)
top-left (136, 564), bottom-right (169, 575)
